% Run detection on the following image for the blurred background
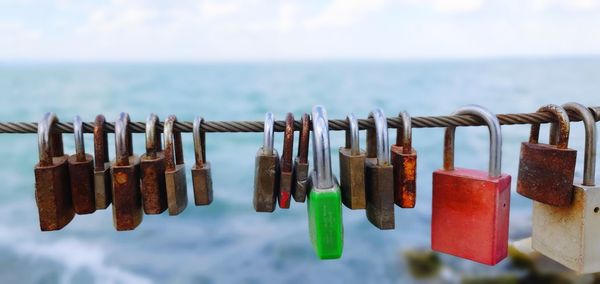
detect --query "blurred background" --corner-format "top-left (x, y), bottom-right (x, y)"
top-left (0, 0), bottom-right (599, 283)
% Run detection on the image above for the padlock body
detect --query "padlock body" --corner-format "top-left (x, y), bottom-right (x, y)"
top-left (192, 162), bottom-right (213, 206)
top-left (111, 155), bottom-right (143, 231)
top-left (365, 158), bottom-right (395, 229)
top-left (517, 142), bottom-right (577, 207)
top-left (339, 147), bottom-right (366, 210)
top-left (532, 183), bottom-right (600, 273)
top-left (432, 168), bottom-right (511, 265)
top-left (34, 156), bottom-right (75, 231)
top-left (68, 154), bottom-right (96, 214)
top-left (308, 176), bottom-right (343, 259)
top-left (140, 153), bottom-right (167, 214)
top-left (253, 148), bottom-right (279, 212)
top-left (293, 157), bottom-right (308, 203)
top-left (391, 146), bottom-right (417, 208)
top-left (279, 169), bottom-right (293, 209)
top-left (94, 162), bottom-right (112, 209)
top-left (165, 164), bottom-right (188, 216)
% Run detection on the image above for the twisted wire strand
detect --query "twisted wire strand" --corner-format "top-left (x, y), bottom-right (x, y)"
top-left (1, 106), bottom-right (598, 134)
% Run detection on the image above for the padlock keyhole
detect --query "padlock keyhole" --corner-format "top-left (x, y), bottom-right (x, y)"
top-left (594, 207), bottom-right (599, 213)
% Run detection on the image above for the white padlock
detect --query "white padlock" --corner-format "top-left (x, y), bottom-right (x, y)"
top-left (532, 102), bottom-right (599, 273)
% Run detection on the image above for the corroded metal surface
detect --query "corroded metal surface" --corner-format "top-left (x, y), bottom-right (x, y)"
top-left (278, 113), bottom-right (294, 209)
top-left (164, 115), bottom-right (188, 216)
top-left (292, 113), bottom-right (310, 203)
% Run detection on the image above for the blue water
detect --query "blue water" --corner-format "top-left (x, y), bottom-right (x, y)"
top-left (0, 59), bottom-right (598, 283)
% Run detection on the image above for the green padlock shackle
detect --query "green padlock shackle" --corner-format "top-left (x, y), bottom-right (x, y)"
top-left (443, 105), bottom-right (502, 178)
top-left (367, 108), bottom-right (390, 166)
top-left (312, 105), bottom-right (334, 189)
top-left (559, 102), bottom-right (597, 186)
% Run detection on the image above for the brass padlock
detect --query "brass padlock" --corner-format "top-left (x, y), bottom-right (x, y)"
top-left (365, 108), bottom-right (395, 230)
top-left (111, 113), bottom-right (143, 231)
top-left (34, 112), bottom-right (75, 231)
top-left (532, 102), bottom-right (600, 273)
top-left (140, 114), bottom-right (167, 214)
top-left (391, 111), bottom-right (417, 208)
top-left (67, 115), bottom-right (96, 214)
top-left (339, 113), bottom-right (366, 209)
top-left (163, 115), bottom-right (188, 215)
top-left (517, 104), bottom-right (577, 207)
top-left (293, 113), bottom-right (310, 203)
top-left (192, 116), bottom-right (213, 205)
top-left (93, 114), bottom-right (112, 210)
top-left (253, 112), bottom-right (280, 212)
top-left (278, 113), bottom-right (294, 209)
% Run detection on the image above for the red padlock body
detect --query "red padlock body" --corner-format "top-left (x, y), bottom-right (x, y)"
top-left (432, 168), bottom-right (511, 266)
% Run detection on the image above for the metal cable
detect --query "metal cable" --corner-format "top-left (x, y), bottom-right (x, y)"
top-left (0, 106), bottom-right (598, 134)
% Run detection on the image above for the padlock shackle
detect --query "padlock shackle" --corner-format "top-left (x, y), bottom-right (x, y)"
top-left (345, 113), bottom-right (360, 156)
top-left (164, 115), bottom-right (185, 171)
top-left (443, 105), bottom-right (502, 178)
top-left (93, 114), bottom-right (109, 171)
top-left (115, 112), bottom-right (133, 166)
top-left (562, 102), bottom-right (596, 186)
top-left (73, 115), bottom-right (86, 162)
top-left (193, 116), bottom-right (207, 167)
top-left (296, 113), bottom-right (310, 164)
top-left (312, 105), bottom-right (334, 189)
top-left (37, 112), bottom-right (64, 166)
top-left (367, 108), bottom-right (390, 165)
top-left (144, 113), bottom-right (162, 158)
top-left (263, 112), bottom-right (275, 155)
top-left (529, 104), bottom-right (570, 149)
top-left (281, 113), bottom-right (295, 173)
top-left (395, 111), bottom-right (412, 153)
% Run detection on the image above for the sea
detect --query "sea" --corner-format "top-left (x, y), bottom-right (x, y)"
top-left (0, 58), bottom-right (598, 283)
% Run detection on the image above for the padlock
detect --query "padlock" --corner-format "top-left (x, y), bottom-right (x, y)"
top-left (192, 116), bottom-right (213, 206)
top-left (531, 102), bottom-right (600, 273)
top-left (253, 112), bottom-right (280, 212)
top-left (307, 105), bottom-right (343, 259)
top-left (163, 115), bottom-right (188, 215)
top-left (339, 113), bottom-right (366, 209)
top-left (34, 112), bottom-right (75, 231)
top-left (431, 105), bottom-right (511, 266)
top-left (140, 114), bottom-right (167, 214)
top-left (93, 115), bottom-right (112, 209)
top-left (67, 115), bottom-right (96, 214)
top-left (111, 112), bottom-right (143, 231)
top-left (391, 111), bottom-right (417, 208)
top-left (365, 108), bottom-right (395, 229)
top-left (517, 104), bottom-right (577, 207)
top-left (293, 113), bottom-right (310, 203)
top-left (279, 112), bottom-right (294, 209)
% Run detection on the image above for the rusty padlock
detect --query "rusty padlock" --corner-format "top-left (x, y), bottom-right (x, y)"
top-left (192, 116), bottom-right (213, 206)
top-left (391, 111), bottom-right (417, 208)
top-left (279, 113), bottom-right (294, 209)
top-left (365, 108), bottom-right (395, 230)
top-left (111, 112), bottom-right (143, 231)
top-left (531, 102), bottom-right (600, 273)
top-left (253, 112), bottom-right (280, 212)
top-left (339, 113), bottom-right (366, 209)
top-left (517, 104), bottom-right (577, 207)
top-left (93, 115), bottom-right (112, 209)
top-left (34, 112), bottom-right (75, 231)
top-left (67, 115), bottom-right (96, 214)
top-left (163, 115), bottom-right (188, 215)
top-left (293, 113), bottom-right (310, 203)
top-left (431, 105), bottom-right (511, 266)
top-left (140, 114), bottom-right (167, 214)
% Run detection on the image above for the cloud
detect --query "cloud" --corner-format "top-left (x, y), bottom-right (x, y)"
top-left (431, 0), bottom-right (484, 13)
top-left (303, 0), bottom-right (387, 29)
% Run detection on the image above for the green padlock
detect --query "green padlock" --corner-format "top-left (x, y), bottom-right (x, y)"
top-left (307, 105), bottom-right (344, 260)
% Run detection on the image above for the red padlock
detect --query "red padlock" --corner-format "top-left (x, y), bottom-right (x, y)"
top-left (431, 105), bottom-right (511, 266)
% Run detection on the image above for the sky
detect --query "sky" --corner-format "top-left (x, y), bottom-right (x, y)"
top-left (1, 0), bottom-right (600, 62)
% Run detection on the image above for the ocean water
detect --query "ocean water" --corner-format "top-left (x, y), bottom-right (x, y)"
top-left (0, 59), bottom-right (598, 283)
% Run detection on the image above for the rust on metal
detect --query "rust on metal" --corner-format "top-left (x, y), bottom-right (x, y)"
top-left (391, 111), bottom-right (417, 208)
top-left (68, 154), bottom-right (96, 214)
top-left (164, 115), bottom-right (188, 215)
top-left (297, 113), bottom-right (309, 164)
top-left (93, 114), bottom-right (112, 209)
top-left (278, 113), bottom-right (294, 209)
top-left (140, 114), bottom-right (167, 214)
top-left (192, 116), bottom-right (213, 206)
